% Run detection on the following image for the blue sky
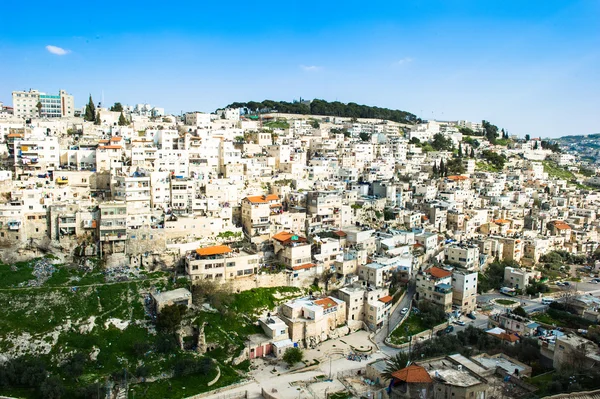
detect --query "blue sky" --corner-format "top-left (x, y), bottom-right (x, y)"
top-left (1, 0), bottom-right (598, 137)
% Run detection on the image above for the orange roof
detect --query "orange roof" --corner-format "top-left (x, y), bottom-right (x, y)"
top-left (378, 295), bottom-right (393, 304)
top-left (7, 133), bottom-right (24, 138)
top-left (488, 331), bottom-right (520, 342)
top-left (314, 297), bottom-right (337, 309)
top-left (100, 145), bottom-right (122, 149)
top-left (292, 263), bottom-right (315, 271)
top-left (553, 221), bottom-right (571, 230)
top-left (427, 267), bottom-right (452, 279)
top-left (447, 175), bottom-right (468, 181)
top-left (332, 230), bottom-right (347, 237)
top-left (195, 245), bottom-right (232, 256)
top-left (391, 365), bottom-right (433, 383)
top-left (245, 194), bottom-right (279, 204)
top-left (99, 139), bottom-right (109, 143)
top-left (269, 203), bottom-right (282, 208)
top-left (110, 136), bottom-right (123, 141)
top-left (494, 219), bottom-right (510, 224)
top-left (272, 231), bottom-right (294, 242)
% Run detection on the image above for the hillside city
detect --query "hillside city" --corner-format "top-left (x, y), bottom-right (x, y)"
top-left (1, 91), bottom-right (600, 399)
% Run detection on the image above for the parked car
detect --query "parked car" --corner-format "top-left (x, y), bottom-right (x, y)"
top-left (591, 280), bottom-right (599, 284)
top-left (466, 313), bottom-right (477, 320)
top-left (436, 329), bottom-right (447, 337)
top-left (592, 278), bottom-right (600, 283)
top-left (453, 320), bottom-right (466, 326)
top-left (445, 325), bottom-right (454, 333)
top-left (400, 307), bottom-right (409, 315)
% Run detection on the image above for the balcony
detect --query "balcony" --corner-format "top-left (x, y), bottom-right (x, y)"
top-left (7, 221), bottom-right (20, 231)
top-left (82, 220), bottom-right (97, 229)
top-left (100, 231), bottom-right (127, 241)
top-left (434, 284), bottom-right (453, 294)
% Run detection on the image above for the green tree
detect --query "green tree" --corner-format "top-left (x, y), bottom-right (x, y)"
top-left (512, 306), bottom-right (527, 317)
top-left (359, 132), bottom-right (371, 142)
top-left (283, 347), bottom-right (303, 366)
top-left (156, 304), bottom-right (186, 333)
top-left (36, 101), bottom-right (42, 117)
top-left (110, 102), bottom-right (124, 112)
top-left (383, 352), bottom-right (409, 379)
top-left (39, 376), bottom-right (65, 399)
top-left (431, 133), bottom-right (453, 151)
top-left (525, 134), bottom-right (530, 141)
top-left (94, 112), bottom-right (101, 125)
top-left (118, 112), bottom-right (128, 126)
top-left (457, 142), bottom-right (463, 158)
top-left (446, 158), bottom-right (465, 175)
top-left (84, 95), bottom-right (96, 122)
top-left (320, 268), bottom-right (335, 292)
top-left (470, 147), bottom-right (475, 158)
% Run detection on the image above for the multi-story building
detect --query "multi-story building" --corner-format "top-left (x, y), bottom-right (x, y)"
top-left (241, 194), bottom-right (282, 244)
top-left (445, 243), bottom-right (480, 271)
top-left (185, 245), bottom-right (259, 282)
top-left (279, 296), bottom-right (346, 347)
top-left (12, 89), bottom-right (74, 118)
top-left (503, 267), bottom-right (541, 290)
top-left (98, 202), bottom-right (127, 255)
top-left (451, 269), bottom-right (478, 314)
top-left (416, 267), bottom-right (453, 313)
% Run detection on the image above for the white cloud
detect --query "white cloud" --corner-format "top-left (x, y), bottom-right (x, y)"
top-left (396, 57), bottom-right (413, 65)
top-left (46, 45), bottom-right (70, 55)
top-left (300, 65), bottom-right (322, 72)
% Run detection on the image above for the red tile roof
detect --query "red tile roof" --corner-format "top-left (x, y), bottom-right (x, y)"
top-left (447, 175), bottom-right (468, 181)
top-left (292, 263), bottom-right (315, 271)
top-left (314, 297), bottom-right (337, 309)
top-left (552, 221), bottom-right (571, 230)
top-left (427, 267), bottom-right (452, 279)
top-left (391, 365), bottom-right (433, 383)
top-left (332, 230), bottom-right (347, 237)
top-left (378, 295), bottom-right (393, 304)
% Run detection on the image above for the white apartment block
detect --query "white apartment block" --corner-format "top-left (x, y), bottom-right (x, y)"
top-left (12, 89), bottom-right (74, 118)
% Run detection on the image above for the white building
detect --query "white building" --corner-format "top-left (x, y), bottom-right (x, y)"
top-left (12, 89), bottom-right (74, 118)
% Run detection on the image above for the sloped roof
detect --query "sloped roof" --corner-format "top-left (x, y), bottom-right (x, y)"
top-left (391, 364), bottom-right (433, 383)
top-left (291, 263), bottom-right (315, 271)
top-left (447, 175), bottom-right (468, 181)
top-left (195, 245), bottom-right (232, 256)
top-left (332, 230), bottom-right (347, 237)
top-left (314, 297), bottom-right (337, 309)
top-left (245, 194), bottom-right (279, 204)
top-left (494, 219), bottom-right (510, 224)
top-left (427, 267), bottom-right (452, 279)
top-left (552, 221), bottom-right (571, 230)
top-left (378, 295), bottom-right (393, 304)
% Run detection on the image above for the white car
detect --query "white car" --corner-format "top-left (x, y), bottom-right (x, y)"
top-left (453, 320), bottom-right (466, 326)
top-left (400, 307), bottom-right (409, 315)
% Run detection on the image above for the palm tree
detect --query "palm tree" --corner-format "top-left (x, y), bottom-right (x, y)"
top-left (36, 101), bottom-right (42, 117)
top-left (382, 352), bottom-right (410, 380)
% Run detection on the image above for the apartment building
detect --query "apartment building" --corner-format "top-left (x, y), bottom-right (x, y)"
top-left (12, 89), bottom-right (74, 118)
top-left (416, 267), bottom-right (453, 313)
top-left (272, 231), bottom-right (313, 273)
top-left (185, 245), bottom-right (259, 282)
top-left (241, 194), bottom-right (282, 244)
top-left (98, 202), bottom-right (127, 255)
top-left (451, 269), bottom-right (478, 314)
top-left (279, 296), bottom-right (346, 347)
top-left (503, 267), bottom-right (541, 289)
top-left (445, 243), bottom-right (480, 271)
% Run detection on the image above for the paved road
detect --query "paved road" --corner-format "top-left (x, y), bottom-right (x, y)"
top-left (374, 285), bottom-right (415, 356)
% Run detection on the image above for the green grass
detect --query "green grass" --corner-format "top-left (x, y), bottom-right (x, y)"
top-left (264, 120), bottom-right (289, 129)
top-left (531, 313), bottom-right (567, 327)
top-left (494, 138), bottom-right (511, 146)
top-left (542, 161), bottom-right (576, 180)
top-left (495, 299), bottom-right (517, 306)
top-left (528, 371), bottom-right (555, 396)
top-left (129, 361), bottom-right (241, 399)
top-left (230, 286), bottom-right (300, 315)
top-left (476, 161), bottom-right (500, 172)
top-left (390, 313), bottom-right (429, 344)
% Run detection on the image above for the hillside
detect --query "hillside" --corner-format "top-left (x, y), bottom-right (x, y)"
top-left (223, 99), bottom-right (421, 124)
